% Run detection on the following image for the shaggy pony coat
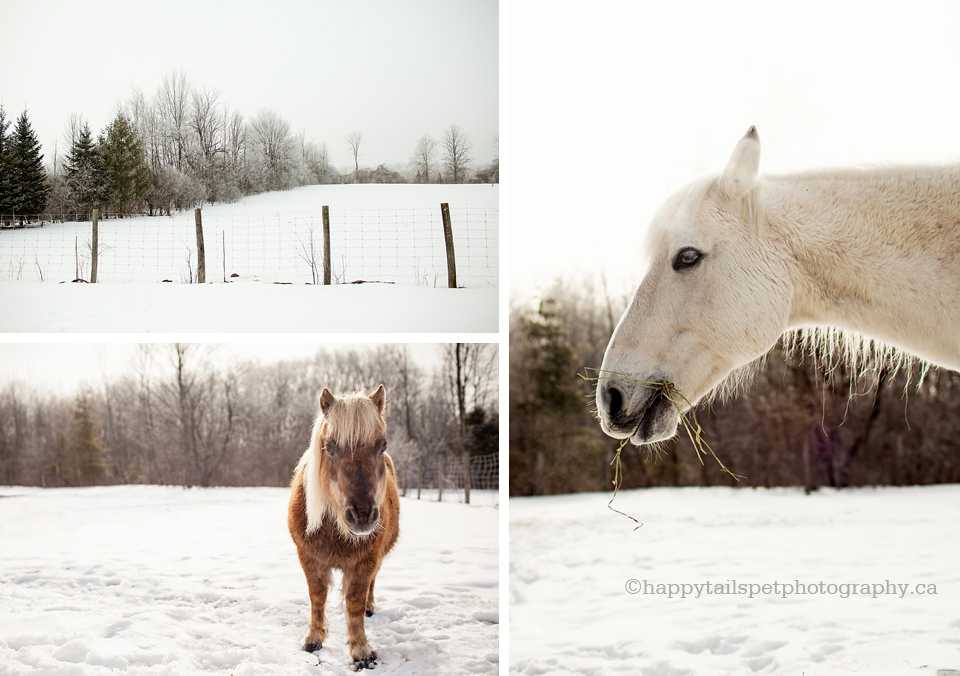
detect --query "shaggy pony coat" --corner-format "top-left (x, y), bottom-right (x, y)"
top-left (288, 385), bottom-right (400, 668)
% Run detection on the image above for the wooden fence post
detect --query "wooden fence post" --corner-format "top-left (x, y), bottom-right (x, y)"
top-left (195, 208), bottom-right (206, 284)
top-left (440, 202), bottom-right (457, 288)
top-left (417, 456), bottom-right (422, 500)
top-left (322, 205), bottom-right (331, 285)
top-left (90, 208), bottom-right (99, 283)
top-left (438, 454), bottom-right (444, 502)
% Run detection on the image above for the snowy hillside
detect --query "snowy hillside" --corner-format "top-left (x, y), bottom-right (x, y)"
top-left (511, 486), bottom-right (960, 675)
top-left (0, 486), bottom-right (498, 675)
top-left (0, 184), bottom-right (499, 333)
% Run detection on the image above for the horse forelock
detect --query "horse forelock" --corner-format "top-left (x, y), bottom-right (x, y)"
top-left (322, 393), bottom-right (385, 453)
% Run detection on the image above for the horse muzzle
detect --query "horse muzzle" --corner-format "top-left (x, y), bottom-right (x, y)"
top-left (344, 505), bottom-right (381, 537)
top-left (597, 378), bottom-right (680, 444)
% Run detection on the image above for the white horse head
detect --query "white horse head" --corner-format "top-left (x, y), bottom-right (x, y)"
top-left (598, 126), bottom-right (960, 446)
top-left (597, 127), bottom-right (794, 444)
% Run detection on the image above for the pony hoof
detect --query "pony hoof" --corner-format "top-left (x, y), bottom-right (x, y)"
top-left (303, 641), bottom-right (323, 653)
top-left (365, 609), bottom-right (374, 617)
top-left (353, 652), bottom-right (378, 670)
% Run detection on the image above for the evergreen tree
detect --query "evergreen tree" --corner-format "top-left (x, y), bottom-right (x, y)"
top-left (6, 109), bottom-right (49, 219)
top-left (509, 299), bottom-right (609, 495)
top-left (0, 105), bottom-right (11, 215)
top-left (65, 122), bottom-right (102, 217)
top-left (99, 112), bottom-right (151, 215)
top-left (72, 394), bottom-right (108, 485)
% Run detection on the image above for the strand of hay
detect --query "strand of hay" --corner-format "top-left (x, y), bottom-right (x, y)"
top-left (608, 437), bottom-right (642, 530)
top-left (580, 367), bottom-right (744, 482)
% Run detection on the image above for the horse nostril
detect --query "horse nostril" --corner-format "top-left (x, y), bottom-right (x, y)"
top-left (607, 385), bottom-right (623, 418)
top-left (370, 508), bottom-right (380, 525)
top-left (345, 507), bottom-right (357, 524)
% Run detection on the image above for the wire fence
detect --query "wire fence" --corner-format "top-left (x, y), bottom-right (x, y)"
top-left (0, 204), bottom-right (499, 287)
top-left (395, 452), bottom-right (499, 503)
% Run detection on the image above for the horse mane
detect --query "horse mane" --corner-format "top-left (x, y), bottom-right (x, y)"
top-left (297, 415), bottom-right (330, 534)
top-left (700, 326), bottom-right (929, 412)
top-left (297, 392), bottom-right (385, 534)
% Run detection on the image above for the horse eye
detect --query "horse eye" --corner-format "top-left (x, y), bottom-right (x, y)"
top-left (379, 442), bottom-right (388, 455)
top-left (325, 442), bottom-right (338, 457)
top-left (673, 247), bottom-right (703, 271)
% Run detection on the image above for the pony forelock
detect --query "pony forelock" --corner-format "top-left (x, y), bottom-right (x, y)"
top-left (323, 393), bottom-right (385, 453)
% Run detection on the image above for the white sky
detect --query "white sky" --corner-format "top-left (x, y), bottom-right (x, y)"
top-left (0, 0), bottom-right (498, 170)
top-left (508, 0), bottom-right (960, 299)
top-left (0, 342), bottom-right (473, 397)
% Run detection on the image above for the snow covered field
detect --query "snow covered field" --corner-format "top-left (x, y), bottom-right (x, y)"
top-left (0, 184), bottom-right (499, 333)
top-left (0, 283), bottom-right (498, 333)
top-left (511, 486), bottom-right (960, 675)
top-left (0, 486), bottom-right (499, 675)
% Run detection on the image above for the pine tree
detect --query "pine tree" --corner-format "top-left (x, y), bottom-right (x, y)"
top-left (0, 105), bottom-right (11, 216)
top-left (72, 394), bottom-right (108, 485)
top-left (6, 110), bottom-right (50, 220)
top-left (99, 112), bottom-right (151, 215)
top-left (65, 122), bottom-right (102, 217)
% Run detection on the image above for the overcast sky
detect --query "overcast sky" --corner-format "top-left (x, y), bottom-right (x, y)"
top-left (509, 0), bottom-right (960, 298)
top-left (0, 0), bottom-right (498, 170)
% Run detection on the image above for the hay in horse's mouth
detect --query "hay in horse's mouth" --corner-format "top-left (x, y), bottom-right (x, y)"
top-left (582, 367), bottom-right (743, 480)
top-left (581, 367), bottom-right (744, 528)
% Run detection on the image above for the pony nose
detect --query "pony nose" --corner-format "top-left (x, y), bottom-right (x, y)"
top-left (345, 505), bottom-right (380, 532)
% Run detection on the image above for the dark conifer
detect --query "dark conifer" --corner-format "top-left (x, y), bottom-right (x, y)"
top-left (6, 110), bottom-right (50, 219)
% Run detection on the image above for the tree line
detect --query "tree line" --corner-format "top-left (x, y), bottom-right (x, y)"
top-left (509, 275), bottom-right (960, 496)
top-left (0, 344), bottom-right (498, 489)
top-left (1, 68), bottom-right (498, 222)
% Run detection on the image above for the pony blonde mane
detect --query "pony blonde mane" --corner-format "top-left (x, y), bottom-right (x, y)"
top-left (297, 392), bottom-right (385, 534)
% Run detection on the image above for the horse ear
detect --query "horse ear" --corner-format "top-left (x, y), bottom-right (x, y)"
top-left (721, 125), bottom-right (760, 196)
top-left (319, 388), bottom-right (337, 415)
top-left (370, 384), bottom-right (386, 414)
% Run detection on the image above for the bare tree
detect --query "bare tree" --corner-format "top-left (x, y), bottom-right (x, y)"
top-left (442, 124), bottom-right (473, 184)
top-left (413, 134), bottom-right (438, 183)
top-left (249, 108), bottom-right (295, 191)
top-left (157, 68), bottom-right (193, 171)
top-left (346, 131), bottom-right (363, 182)
top-left (190, 85), bottom-right (223, 175)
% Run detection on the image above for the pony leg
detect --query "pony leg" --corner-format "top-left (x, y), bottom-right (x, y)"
top-left (365, 559), bottom-right (384, 617)
top-left (342, 566), bottom-right (377, 668)
top-left (301, 559), bottom-right (331, 652)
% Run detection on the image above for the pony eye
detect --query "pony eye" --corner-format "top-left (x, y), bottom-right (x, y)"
top-left (379, 442), bottom-right (388, 455)
top-left (673, 247), bottom-right (703, 271)
top-left (325, 442), bottom-right (339, 457)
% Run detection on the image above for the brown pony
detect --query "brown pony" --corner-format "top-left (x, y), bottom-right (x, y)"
top-left (288, 384), bottom-right (400, 669)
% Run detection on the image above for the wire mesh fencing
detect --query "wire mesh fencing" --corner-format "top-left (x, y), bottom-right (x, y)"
top-left (0, 204), bottom-right (499, 287)
top-left (395, 452), bottom-right (499, 504)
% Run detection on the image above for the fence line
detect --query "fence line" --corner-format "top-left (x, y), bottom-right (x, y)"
top-left (395, 452), bottom-right (499, 503)
top-left (0, 204), bottom-right (499, 287)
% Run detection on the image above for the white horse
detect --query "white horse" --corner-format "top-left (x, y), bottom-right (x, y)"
top-left (598, 126), bottom-right (960, 445)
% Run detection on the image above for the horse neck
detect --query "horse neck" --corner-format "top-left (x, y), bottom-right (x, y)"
top-left (762, 165), bottom-right (960, 369)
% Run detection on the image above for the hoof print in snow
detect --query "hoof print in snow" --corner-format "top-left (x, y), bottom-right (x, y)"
top-left (353, 654), bottom-right (378, 670)
top-left (303, 641), bottom-right (323, 653)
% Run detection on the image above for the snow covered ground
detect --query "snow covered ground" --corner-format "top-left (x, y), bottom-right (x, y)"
top-left (0, 486), bottom-right (498, 675)
top-left (0, 282), bottom-right (498, 333)
top-left (0, 184), bottom-right (499, 333)
top-left (511, 485), bottom-right (960, 675)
